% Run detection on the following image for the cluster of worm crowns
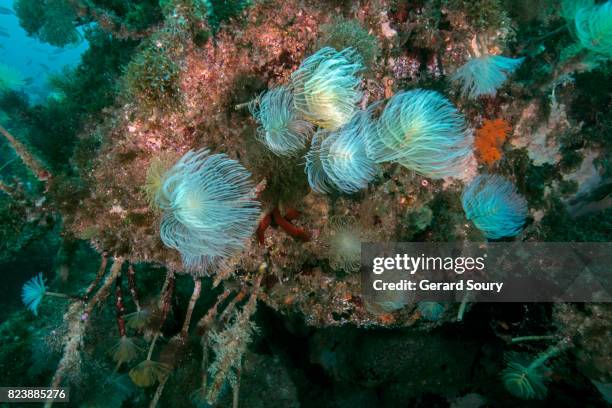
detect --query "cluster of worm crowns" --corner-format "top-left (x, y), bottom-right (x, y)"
top-left (142, 46), bottom-right (531, 273)
top-left (127, 45), bottom-right (530, 277)
top-left (20, 47), bottom-right (532, 311)
top-left (249, 46), bottom-right (528, 244)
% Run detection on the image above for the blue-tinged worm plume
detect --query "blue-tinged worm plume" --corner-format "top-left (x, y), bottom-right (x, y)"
top-left (305, 108), bottom-right (378, 193)
top-left (561, 0), bottom-right (594, 21)
top-left (249, 86), bottom-right (313, 156)
top-left (574, 1), bottom-right (612, 59)
top-left (291, 47), bottom-right (363, 130)
top-left (366, 89), bottom-right (473, 179)
top-left (304, 133), bottom-right (336, 193)
top-left (461, 174), bottom-right (528, 240)
top-left (418, 301), bottom-right (445, 321)
top-left (156, 149), bottom-right (260, 273)
top-left (326, 216), bottom-right (363, 273)
top-left (21, 272), bottom-right (46, 316)
top-left (452, 55), bottom-right (524, 99)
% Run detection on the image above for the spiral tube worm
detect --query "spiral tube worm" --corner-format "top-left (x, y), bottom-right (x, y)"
top-left (157, 149), bottom-right (260, 273)
top-left (575, 1), bottom-right (612, 59)
top-left (304, 133), bottom-right (336, 194)
top-left (452, 55), bottom-right (524, 99)
top-left (461, 174), bottom-right (528, 239)
top-left (291, 47), bottom-right (363, 130)
top-left (272, 208), bottom-right (310, 241)
top-left (306, 107), bottom-right (378, 193)
top-left (250, 86), bottom-right (313, 156)
top-left (366, 89), bottom-right (473, 179)
top-left (86, 257), bottom-right (124, 316)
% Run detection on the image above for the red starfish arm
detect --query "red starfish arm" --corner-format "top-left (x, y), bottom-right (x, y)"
top-left (256, 212), bottom-right (272, 245)
top-left (272, 208), bottom-right (310, 242)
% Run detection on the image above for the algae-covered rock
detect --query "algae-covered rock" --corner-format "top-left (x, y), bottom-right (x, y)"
top-left (310, 327), bottom-right (479, 395)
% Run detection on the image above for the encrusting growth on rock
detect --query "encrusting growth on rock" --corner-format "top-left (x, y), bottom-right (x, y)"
top-left (0, 125), bottom-right (50, 182)
top-left (6, 0), bottom-right (612, 405)
top-left (474, 118), bottom-right (512, 166)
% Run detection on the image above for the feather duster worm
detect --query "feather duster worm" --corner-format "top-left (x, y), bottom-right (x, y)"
top-left (325, 215), bottom-right (363, 272)
top-left (575, 1), bottom-right (612, 59)
top-left (305, 133), bottom-right (336, 193)
top-left (21, 273), bottom-right (70, 316)
top-left (367, 89), bottom-right (473, 179)
top-left (21, 273), bottom-right (47, 316)
top-left (305, 108), bottom-right (378, 193)
top-left (157, 149), bottom-right (260, 273)
top-left (250, 86), bottom-right (313, 156)
top-left (452, 55), bottom-right (524, 99)
top-left (502, 340), bottom-right (570, 399)
top-left (461, 174), bottom-right (528, 239)
top-left (291, 47), bottom-right (363, 130)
